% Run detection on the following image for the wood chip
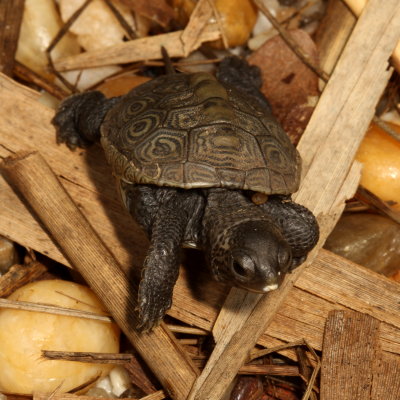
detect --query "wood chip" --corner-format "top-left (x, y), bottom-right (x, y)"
top-left (321, 310), bottom-right (380, 399)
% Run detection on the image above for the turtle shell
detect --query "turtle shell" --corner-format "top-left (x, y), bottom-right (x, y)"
top-left (100, 71), bottom-right (301, 195)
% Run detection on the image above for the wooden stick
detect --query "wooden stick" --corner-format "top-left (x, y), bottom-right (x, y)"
top-left (53, 25), bottom-right (221, 71)
top-left (1, 151), bottom-right (198, 400)
top-left (238, 365), bottom-right (300, 376)
top-left (356, 185), bottom-right (400, 224)
top-left (0, 298), bottom-right (112, 321)
top-left (41, 349), bottom-right (301, 376)
top-left (0, 0), bottom-right (25, 76)
top-left (42, 350), bottom-right (132, 364)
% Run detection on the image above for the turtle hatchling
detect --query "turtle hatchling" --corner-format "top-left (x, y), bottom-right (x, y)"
top-left (52, 54), bottom-right (319, 331)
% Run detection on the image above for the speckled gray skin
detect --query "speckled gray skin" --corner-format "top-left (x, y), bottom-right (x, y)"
top-left (52, 56), bottom-right (319, 331)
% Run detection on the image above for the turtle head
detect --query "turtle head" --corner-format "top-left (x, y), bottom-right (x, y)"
top-left (211, 220), bottom-right (292, 293)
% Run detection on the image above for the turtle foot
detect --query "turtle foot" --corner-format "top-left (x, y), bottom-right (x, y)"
top-left (136, 264), bottom-right (175, 332)
top-left (52, 91), bottom-right (112, 150)
top-left (217, 56), bottom-right (262, 90)
top-left (52, 93), bottom-right (95, 150)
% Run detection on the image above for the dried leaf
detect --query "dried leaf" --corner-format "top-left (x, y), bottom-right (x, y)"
top-left (248, 29), bottom-right (319, 141)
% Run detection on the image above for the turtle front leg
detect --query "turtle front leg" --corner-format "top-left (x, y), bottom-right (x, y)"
top-left (132, 187), bottom-right (202, 331)
top-left (52, 91), bottom-right (120, 150)
top-left (258, 196), bottom-right (319, 269)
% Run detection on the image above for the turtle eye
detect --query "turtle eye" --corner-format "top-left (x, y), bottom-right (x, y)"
top-left (232, 261), bottom-right (247, 277)
top-left (231, 255), bottom-right (255, 280)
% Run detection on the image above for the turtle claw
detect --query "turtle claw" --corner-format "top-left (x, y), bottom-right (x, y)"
top-left (136, 281), bottom-right (172, 332)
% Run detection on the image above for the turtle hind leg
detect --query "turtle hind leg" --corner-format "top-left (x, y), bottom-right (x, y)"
top-left (216, 56), bottom-right (272, 113)
top-left (52, 91), bottom-right (119, 150)
top-left (258, 196), bottom-right (319, 269)
top-left (132, 187), bottom-right (202, 331)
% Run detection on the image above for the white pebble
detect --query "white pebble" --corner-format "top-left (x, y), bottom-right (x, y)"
top-left (109, 366), bottom-right (132, 397)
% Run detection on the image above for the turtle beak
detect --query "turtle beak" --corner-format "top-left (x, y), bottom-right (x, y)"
top-left (229, 251), bottom-right (284, 293)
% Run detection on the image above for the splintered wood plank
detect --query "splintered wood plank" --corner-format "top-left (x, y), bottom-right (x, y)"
top-left (321, 310), bottom-right (380, 399)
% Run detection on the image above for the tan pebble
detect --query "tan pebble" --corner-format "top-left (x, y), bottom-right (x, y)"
top-left (356, 122), bottom-right (400, 211)
top-left (0, 280), bottom-right (120, 394)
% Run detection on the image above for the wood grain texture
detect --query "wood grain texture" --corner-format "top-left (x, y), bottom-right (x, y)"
top-left (371, 352), bottom-right (400, 400)
top-left (321, 310), bottom-right (380, 399)
top-left (0, 0), bottom-right (25, 75)
top-left (1, 152), bottom-right (198, 400)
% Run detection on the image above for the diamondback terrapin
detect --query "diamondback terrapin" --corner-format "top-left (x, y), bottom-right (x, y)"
top-left (52, 55), bottom-right (319, 331)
